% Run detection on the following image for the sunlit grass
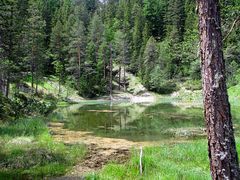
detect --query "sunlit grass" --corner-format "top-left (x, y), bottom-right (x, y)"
top-left (87, 138), bottom-right (240, 180)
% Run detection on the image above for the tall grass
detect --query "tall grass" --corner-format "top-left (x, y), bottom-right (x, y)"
top-left (87, 139), bottom-right (240, 180)
top-left (0, 118), bottom-right (86, 179)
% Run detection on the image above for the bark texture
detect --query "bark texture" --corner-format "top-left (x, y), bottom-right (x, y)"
top-left (198, 0), bottom-right (240, 179)
top-left (109, 44), bottom-right (113, 99)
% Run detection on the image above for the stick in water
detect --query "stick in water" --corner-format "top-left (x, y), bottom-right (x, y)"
top-left (140, 146), bottom-right (143, 175)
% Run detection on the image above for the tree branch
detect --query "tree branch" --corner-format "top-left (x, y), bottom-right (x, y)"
top-left (223, 16), bottom-right (240, 42)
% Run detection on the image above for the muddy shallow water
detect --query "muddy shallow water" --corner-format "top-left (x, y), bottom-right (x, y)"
top-left (48, 100), bottom-right (240, 176)
top-left (50, 100), bottom-right (240, 143)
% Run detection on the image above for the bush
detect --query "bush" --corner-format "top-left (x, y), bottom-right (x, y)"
top-left (12, 93), bottom-right (56, 117)
top-left (0, 93), bottom-right (14, 121)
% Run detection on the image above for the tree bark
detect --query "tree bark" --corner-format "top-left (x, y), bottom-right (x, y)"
top-left (0, 73), bottom-right (5, 95)
top-left (123, 64), bottom-right (126, 92)
top-left (103, 51), bottom-right (106, 79)
top-left (109, 44), bottom-right (113, 100)
top-left (35, 72), bottom-right (38, 94)
top-left (6, 75), bottom-right (9, 98)
top-left (198, 0), bottom-right (240, 179)
top-left (77, 46), bottom-right (81, 86)
top-left (119, 66), bottom-right (121, 90)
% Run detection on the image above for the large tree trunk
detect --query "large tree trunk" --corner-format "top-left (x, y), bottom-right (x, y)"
top-left (198, 0), bottom-right (240, 179)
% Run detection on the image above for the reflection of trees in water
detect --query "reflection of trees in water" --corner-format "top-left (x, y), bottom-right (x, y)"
top-left (61, 102), bottom-right (205, 141)
top-left (50, 102), bottom-right (240, 141)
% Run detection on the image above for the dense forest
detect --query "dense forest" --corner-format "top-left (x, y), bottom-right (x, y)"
top-left (1, 0), bottom-right (240, 179)
top-left (0, 0), bottom-right (239, 99)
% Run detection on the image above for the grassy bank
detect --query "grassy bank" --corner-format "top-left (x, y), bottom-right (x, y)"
top-left (87, 139), bottom-right (240, 180)
top-left (0, 117), bottom-right (86, 179)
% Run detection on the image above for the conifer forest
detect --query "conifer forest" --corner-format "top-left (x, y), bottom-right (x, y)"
top-left (0, 0), bottom-right (240, 179)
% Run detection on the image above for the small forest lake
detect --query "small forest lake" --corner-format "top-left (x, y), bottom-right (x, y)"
top-left (49, 99), bottom-right (240, 145)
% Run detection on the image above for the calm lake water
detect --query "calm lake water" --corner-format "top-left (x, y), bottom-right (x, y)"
top-left (52, 100), bottom-right (240, 142)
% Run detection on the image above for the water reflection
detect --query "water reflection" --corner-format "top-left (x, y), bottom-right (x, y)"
top-left (53, 102), bottom-right (212, 142)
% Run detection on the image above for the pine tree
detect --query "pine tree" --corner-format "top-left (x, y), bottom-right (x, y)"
top-left (198, 0), bottom-right (240, 178)
top-left (143, 0), bottom-right (166, 39)
top-left (131, 3), bottom-right (144, 73)
top-left (114, 30), bottom-right (126, 90)
top-left (67, 14), bottom-right (86, 90)
top-left (25, 1), bottom-right (46, 93)
top-left (165, 0), bottom-right (186, 42)
top-left (141, 37), bottom-right (158, 89)
top-left (77, 12), bottom-right (105, 97)
top-left (0, 0), bottom-right (20, 97)
top-left (88, 12), bottom-right (104, 58)
top-left (50, 20), bottom-right (66, 93)
top-left (50, 0), bottom-right (72, 93)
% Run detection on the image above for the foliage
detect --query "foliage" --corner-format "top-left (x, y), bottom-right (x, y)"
top-left (0, 0), bottom-right (239, 97)
top-left (0, 91), bottom-right (56, 121)
top-left (0, 93), bottom-right (14, 121)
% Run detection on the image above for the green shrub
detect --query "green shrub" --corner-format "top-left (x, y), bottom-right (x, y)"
top-left (12, 93), bottom-right (56, 117)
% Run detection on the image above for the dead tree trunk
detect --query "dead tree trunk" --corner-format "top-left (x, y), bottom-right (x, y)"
top-left (198, 0), bottom-right (240, 179)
